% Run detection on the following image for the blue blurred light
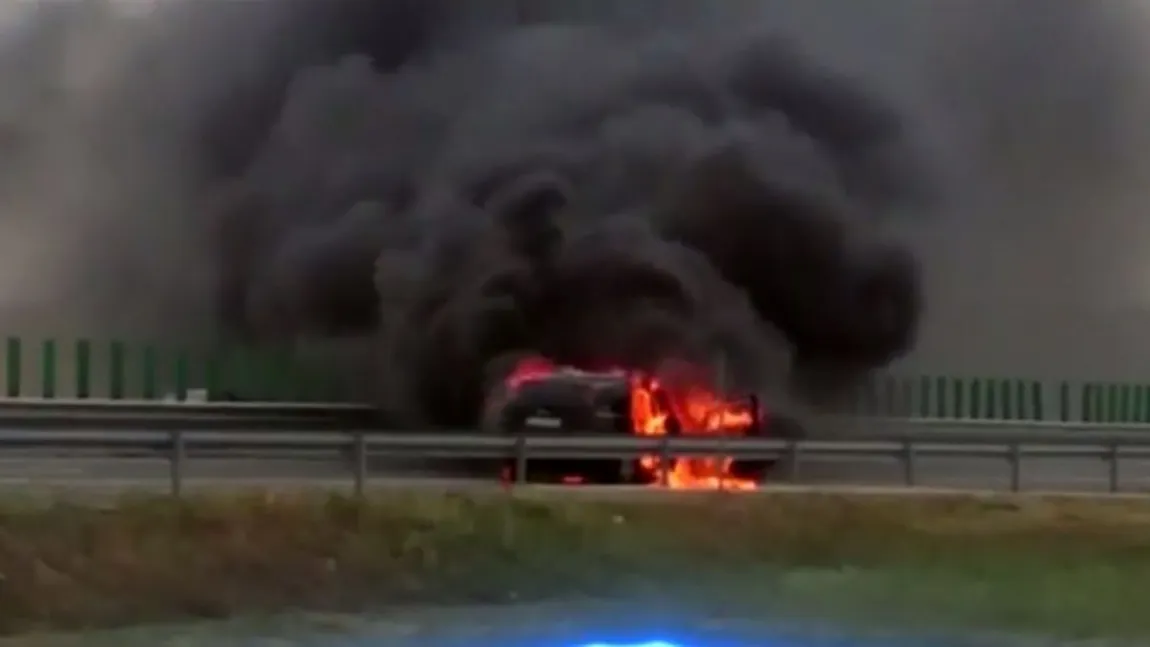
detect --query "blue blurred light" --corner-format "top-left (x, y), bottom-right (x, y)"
top-left (575, 642), bottom-right (684, 647)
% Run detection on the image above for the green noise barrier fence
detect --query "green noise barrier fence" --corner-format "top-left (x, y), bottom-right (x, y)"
top-left (0, 337), bottom-right (355, 404)
top-left (850, 376), bottom-right (1150, 424)
top-left (0, 336), bottom-right (1148, 424)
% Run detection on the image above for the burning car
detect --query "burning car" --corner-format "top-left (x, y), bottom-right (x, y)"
top-left (481, 356), bottom-right (774, 489)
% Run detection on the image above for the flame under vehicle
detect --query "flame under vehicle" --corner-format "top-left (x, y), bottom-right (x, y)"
top-left (481, 356), bottom-right (776, 489)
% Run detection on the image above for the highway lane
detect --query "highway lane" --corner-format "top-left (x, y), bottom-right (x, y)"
top-left (0, 448), bottom-right (1147, 494)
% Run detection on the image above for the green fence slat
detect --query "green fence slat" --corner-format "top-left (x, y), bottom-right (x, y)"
top-left (969, 379), bottom-right (982, 418)
top-left (1059, 382), bottom-right (1070, 421)
top-left (1029, 381), bottom-right (1043, 420)
top-left (41, 339), bottom-right (56, 399)
top-left (929, 376), bottom-right (938, 418)
top-left (250, 349), bottom-right (269, 400)
top-left (74, 339), bottom-right (91, 399)
top-left (1128, 385), bottom-right (1138, 422)
top-left (1019, 380), bottom-right (1030, 419)
top-left (259, 348), bottom-right (292, 400)
top-left (1119, 384), bottom-right (1132, 423)
top-left (1095, 383), bottom-right (1105, 422)
top-left (918, 375), bottom-right (932, 417)
top-left (1085, 383), bottom-right (1095, 422)
top-left (1094, 383), bottom-right (1104, 425)
top-left (1107, 384), bottom-right (1119, 423)
top-left (985, 378), bottom-right (998, 419)
top-left (1139, 385), bottom-right (1150, 423)
top-left (204, 351), bottom-right (223, 397)
top-left (954, 378), bottom-right (965, 419)
top-left (1114, 384), bottom-right (1123, 422)
top-left (1078, 383), bottom-right (1087, 422)
top-left (1093, 383), bottom-right (1105, 422)
top-left (1091, 383), bottom-right (1100, 422)
top-left (290, 358), bottom-right (318, 401)
top-left (233, 348), bottom-right (254, 399)
top-left (268, 349), bottom-right (293, 400)
top-left (235, 348), bottom-right (254, 398)
top-left (1015, 381), bottom-right (1026, 420)
top-left (234, 348), bottom-right (257, 399)
top-left (1024, 380), bottom-right (1032, 419)
top-left (1113, 384), bottom-right (1121, 422)
top-left (1016, 380), bottom-right (1027, 419)
top-left (141, 346), bottom-right (158, 400)
top-left (108, 341), bottom-right (126, 400)
top-left (5, 337), bottom-right (20, 398)
top-left (173, 350), bottom-right (189, 399)
top-left (1081, 383), bottom-right (1093, 422)
top-left (1030, 381), bottom-right (1039, 422)
top-left (1117, 383), bottom-right (1127, 425)
top-left (1105, 383), bottom-right (1115, 422)
top-left (1001, 380), bottom-right (1014, 420)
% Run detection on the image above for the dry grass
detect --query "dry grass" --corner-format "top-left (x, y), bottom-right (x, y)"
top-left (0, 489), bottom-right (1148, 636)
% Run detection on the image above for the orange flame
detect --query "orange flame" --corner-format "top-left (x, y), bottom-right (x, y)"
top-left (628, 374), bottom-right (758, 490)
top-left (502, 356), bottom-right (759, 490)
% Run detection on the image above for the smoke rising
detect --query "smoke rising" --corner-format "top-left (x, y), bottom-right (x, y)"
top-left (0, 0), bottom-right (1147, 419)
top-left (209, 12), bottom-right (930, 421)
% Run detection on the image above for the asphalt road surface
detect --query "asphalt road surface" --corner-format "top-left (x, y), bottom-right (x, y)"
top-left (0, 447), bottom-right (1148, 496)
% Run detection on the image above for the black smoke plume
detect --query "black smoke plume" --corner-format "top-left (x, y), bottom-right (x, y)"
top-left (0, 0), bottom-right (933, 423)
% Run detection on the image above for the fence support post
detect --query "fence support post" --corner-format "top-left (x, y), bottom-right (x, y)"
top-left (902, 439), bottom-right (916, 487)
top-left (1108, 442), bottom-right (1121, 494)
top-left (514, 436), bottom-right (527, 485)
top-left (170, 429), bottom-right (186, 498)
top-left (352, 429), bottom-right (367, 498)
top-left (1009, 443), bottom-right (1022, 492)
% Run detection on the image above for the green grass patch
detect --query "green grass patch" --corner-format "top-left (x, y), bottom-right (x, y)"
top-left (0, 489), bottom-right (1147, 637)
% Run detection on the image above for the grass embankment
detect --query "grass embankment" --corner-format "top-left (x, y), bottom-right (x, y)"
top-left (0, 489), bottom-right (1148, 637)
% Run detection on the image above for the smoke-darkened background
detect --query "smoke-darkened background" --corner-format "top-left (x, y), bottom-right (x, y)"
top-left (0, 0), bottom-right (1146, 421)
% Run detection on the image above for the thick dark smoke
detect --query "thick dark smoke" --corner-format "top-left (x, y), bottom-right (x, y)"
top-left (8, 0), bottom-right (1147, 420)
top-left (194, 5), bottom-right (929, 422)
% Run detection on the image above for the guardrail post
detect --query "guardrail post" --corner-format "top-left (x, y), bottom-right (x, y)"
top-left (169, 429), bottom-right (186, 497)
top-left (1009, 443), bottom-right (1022, 492)
top-left (1108, 442), bottom-right (1120, 494)
top-left (352, 429), bottom-right (367, 498)
top-left (514, 436), bottom-right (527, 485)
top-left (902, 439), bottom-right (916, 486)
top-left (785, 440), bottom-right (801, 482)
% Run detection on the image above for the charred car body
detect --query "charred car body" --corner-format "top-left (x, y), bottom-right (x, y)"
top-left (481, 364), bottom-right (777, 485)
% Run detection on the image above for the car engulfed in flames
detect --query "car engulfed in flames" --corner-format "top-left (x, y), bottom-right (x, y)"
top-left (481, 355), bottom-right (772, 489)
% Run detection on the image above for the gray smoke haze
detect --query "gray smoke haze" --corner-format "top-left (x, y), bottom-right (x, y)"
top-left (0, 0), bottom-right (1146, 419)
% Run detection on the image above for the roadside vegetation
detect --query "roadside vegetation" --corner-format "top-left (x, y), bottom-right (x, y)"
top-left (0, 488), bottom-right (1147, 638)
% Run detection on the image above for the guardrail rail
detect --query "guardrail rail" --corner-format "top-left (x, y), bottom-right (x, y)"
top-left (0, 401), bottom-right (1146, 496)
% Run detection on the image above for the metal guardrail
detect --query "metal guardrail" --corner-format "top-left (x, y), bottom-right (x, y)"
top-left (3, 402), bottom-right (1150, 495)
top-left (0, 406), bottom-right (1147, 495)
